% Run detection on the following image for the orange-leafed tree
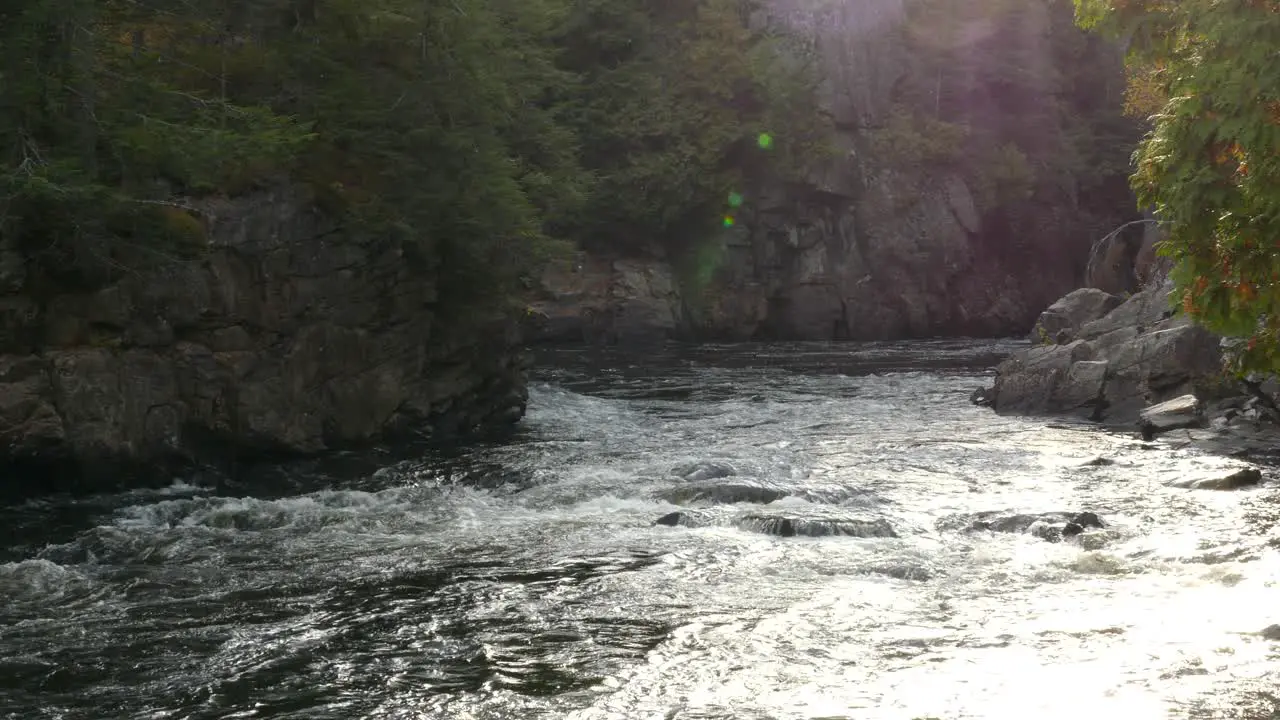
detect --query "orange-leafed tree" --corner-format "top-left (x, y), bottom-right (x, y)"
top-left (1076, 0), bottom-right (1280, 373)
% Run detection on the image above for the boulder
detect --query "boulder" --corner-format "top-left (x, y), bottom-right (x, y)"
top-left (987, 278), bottom-right (1226, 426)
top-left (671, 460), bottom-right (738, 482)
top-left (989, 341), bottom-right (1103, 417)
top-left (941, 510), bottom-right (1105, 543)
top-left (1030, 288), bottom-right (1123, 344)
top-left (1169, 467), bottom-right (1262, 491)
top-left (658, 479), bottom-right (790, 506)
top-left (1139, 394), bottom-right (1204, 440)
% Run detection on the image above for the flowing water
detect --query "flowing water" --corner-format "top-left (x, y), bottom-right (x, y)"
top-left (2, 341), bottom-right (1279, 720)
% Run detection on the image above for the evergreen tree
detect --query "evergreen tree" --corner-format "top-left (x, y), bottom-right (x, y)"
top-left (556, 0), bottom-right (829, 258)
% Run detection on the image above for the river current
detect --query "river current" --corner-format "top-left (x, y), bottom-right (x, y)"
top-left (2, 341), bottom-right (1279, 719)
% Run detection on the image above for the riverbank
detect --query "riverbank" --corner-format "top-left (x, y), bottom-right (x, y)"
top-left (974, 270), bottom-right (1280, 472)
top-left (0, 187), bottom-right (529, 500)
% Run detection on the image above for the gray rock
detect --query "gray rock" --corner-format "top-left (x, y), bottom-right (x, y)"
top-left (942, 510), bottom-right (1105, 543)
top-left (1080, 456), bottom-right (1115, 467)
top-left (0, 185), bottom-right (528, 494)
top-left (1169, 467), bottom-right (1262, 491)
top-left (658, 479), bottom-right (790, 506)
top-left (529, 4), bottom-right (1134, 345)
top-left (528, 254), bottom-right (686, 345)
top-left (990, 279), bottom-right (1224, 426)
top-left (654, 508), bottom-right (898, 539)
top-left (990, 340), bottom-right (1101, 416)
top-left (1139, 394), bottom-right (1204, 439)
top-left (1084, 224), bottom-right (1144, 295)
top-left (671, 461), bottom-right (738, 482)
top-left (1030, 288), bottom-right (1123, 344)
top-left (735, 514), bottom-right (898, 539)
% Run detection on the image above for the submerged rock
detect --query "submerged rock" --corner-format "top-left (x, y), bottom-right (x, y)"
top-left (654, 510), bottom-right (710, 528)
top-left (735, 514), bottom-right (898, 539)
top-left (657, 479), bottom-right (791, 506)
top-left (654, 509), bottom-right (897, 539)
top-left (942, 511), bottom-right (1105, 543)
top-left (1080, 456), bottom-right (1115, 467)
top-left (1169, 467), bottom-right (1262, 491)
top-left (671, 461), bottom-right (738, 482)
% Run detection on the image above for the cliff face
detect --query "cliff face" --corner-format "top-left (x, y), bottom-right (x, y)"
top-left (0, 187), bottom-right (527, 494)
top-left (531, 0), bottom-right (1139, 344)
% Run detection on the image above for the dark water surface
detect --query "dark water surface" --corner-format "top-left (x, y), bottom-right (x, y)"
top-left (2, 341), bottom-right (1279, 719)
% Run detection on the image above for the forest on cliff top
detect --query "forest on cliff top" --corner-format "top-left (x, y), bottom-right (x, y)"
top-left (1, 0), bottom-right (1234, 345)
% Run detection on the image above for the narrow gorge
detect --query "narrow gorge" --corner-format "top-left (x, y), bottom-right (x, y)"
top-left (530, 0), bottom-right (1143, 345)
top-left (4, 2), bottom-right (1280, 716)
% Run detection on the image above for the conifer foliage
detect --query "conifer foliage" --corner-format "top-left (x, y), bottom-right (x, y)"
top-left (0, 0), bottom-right (826, 311)
top-left (1075, 0), bottom-right (1280, 373)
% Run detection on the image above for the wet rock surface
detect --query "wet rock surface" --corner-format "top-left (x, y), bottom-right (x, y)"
top-left (940, 510), bottom-right (1106, 543)
top-left (655, 508), bottom-right (898, 539)
top-left (658, 480), bottom-right (792, 506)
top-left (1030, 288), bottom-right (1124, 344)
top-left (1169, 467), bottom-right (1264, 491)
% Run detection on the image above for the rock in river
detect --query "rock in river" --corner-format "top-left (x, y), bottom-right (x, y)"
top-left (657, 479), bottom-right (791, 506)
top-left (655, 508), bottom-right (898, 539)
top-left (941, 510), bottom-right (1105, 543)
top-left (1139, 394), bottom-right (1204, 440)
top-left (671, 460), bottom-right (738, 482)
top-left (1169, 467), bottom-right (1263, 491)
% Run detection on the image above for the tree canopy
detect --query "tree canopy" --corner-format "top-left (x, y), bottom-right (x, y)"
top-left (0, 0), bottom-right (828, 317)
top-left (1075, 0), bottom-right (1280, 374)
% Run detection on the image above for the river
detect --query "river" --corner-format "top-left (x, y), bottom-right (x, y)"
top-left (2, 341), bottom-right (1278, 719)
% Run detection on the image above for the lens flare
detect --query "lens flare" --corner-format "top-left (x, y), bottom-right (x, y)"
top-left (723, 215), bottom-right (735, 227)
top-left (728, 191), bottom-right (744, 208)
top-left (757, 133), bottom-right (773, 149)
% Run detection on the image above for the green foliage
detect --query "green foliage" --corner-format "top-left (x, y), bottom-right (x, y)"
top-left (1074, 0), bottom-right (1280, 374)
top-left (888, 0), bottom-right (1141, 224)
top-left (972, 143), bottom-right (1037, 208)
top-left (557, 0), bottom-right (832, 257)
top-left (867, 106), bottom-right (970, 168)
top-left (0, 0), bottom-right (313, 289)
top-left (1, 0), bottom-right (831, 318)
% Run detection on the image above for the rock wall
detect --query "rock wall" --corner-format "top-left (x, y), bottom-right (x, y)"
top-left (0, 186), bottom-right (527, 494)
top-left (530, 0), bottom-right (1137, 345)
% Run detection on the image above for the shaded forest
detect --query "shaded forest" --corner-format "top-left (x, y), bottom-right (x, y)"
top-left (1, 0), bottom-right (1143, 325)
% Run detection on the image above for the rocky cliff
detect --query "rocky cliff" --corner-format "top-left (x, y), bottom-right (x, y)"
top-left (530, 0), bottom-right (1139, 344)
top-left (0, 187), bottom-right (527, 495)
